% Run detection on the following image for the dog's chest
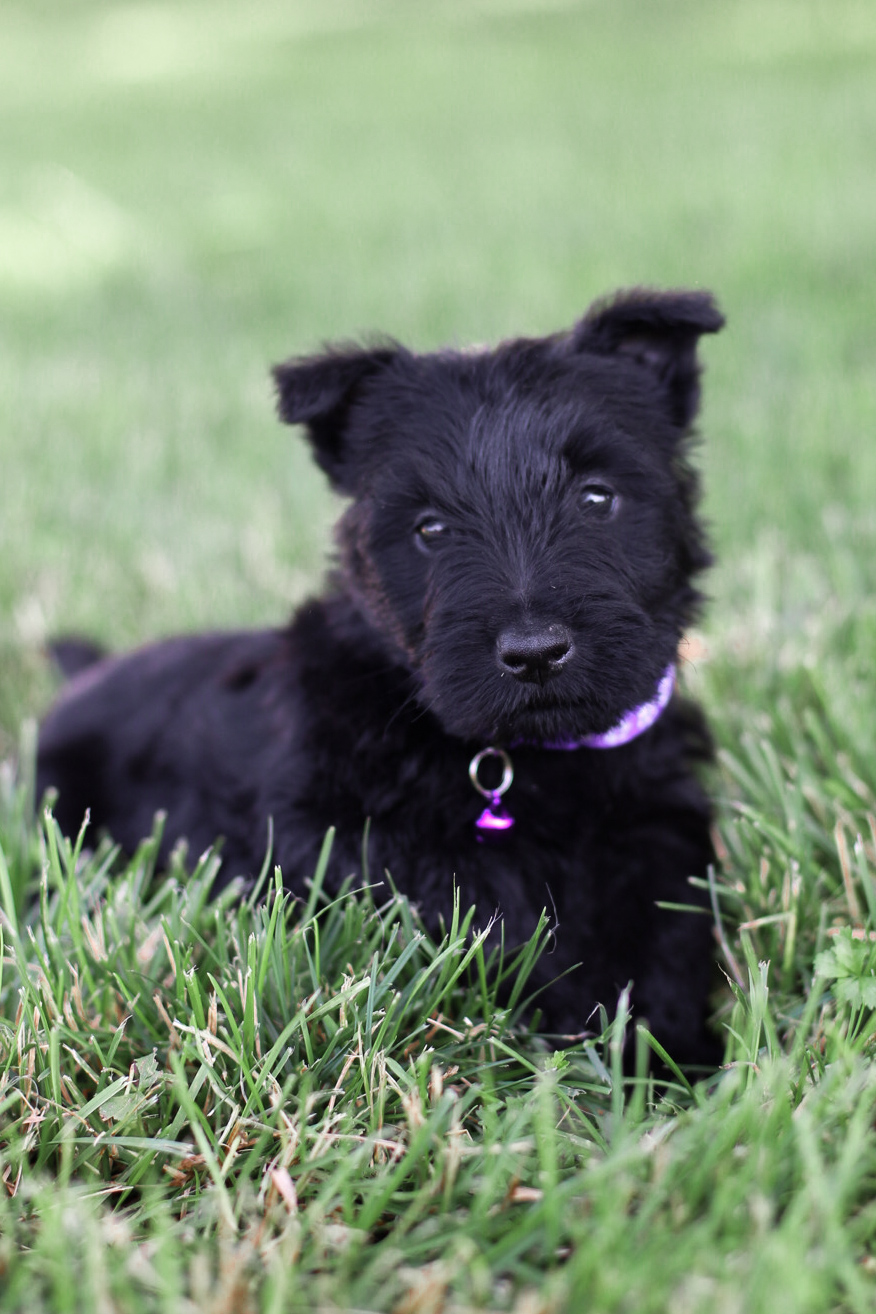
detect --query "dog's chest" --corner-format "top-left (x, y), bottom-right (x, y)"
top-left (291, 694), bottom-right (610, 919)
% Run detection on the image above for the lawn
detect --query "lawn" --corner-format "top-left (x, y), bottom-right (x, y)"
top-left (2, 0), bottom-right (876, 1309)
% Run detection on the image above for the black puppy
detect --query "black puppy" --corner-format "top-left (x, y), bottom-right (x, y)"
top-left (38, 289), bottom-right (724, 1063)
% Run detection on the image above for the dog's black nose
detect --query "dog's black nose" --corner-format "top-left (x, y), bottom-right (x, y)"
top-left (496, 624), bottom-right (574, 683)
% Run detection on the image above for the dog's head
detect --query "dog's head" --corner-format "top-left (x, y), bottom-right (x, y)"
top-left (274, 289), bottom-right (723, 743)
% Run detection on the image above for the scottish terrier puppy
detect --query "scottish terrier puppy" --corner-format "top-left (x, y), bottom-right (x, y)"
top-left (38, 288), bottom-right (724, 1063)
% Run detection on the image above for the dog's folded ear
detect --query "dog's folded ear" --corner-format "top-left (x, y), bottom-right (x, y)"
top-left (571, 289), bottom-right (724, 429)
top-left (273, 345), bottom-right (398, 491)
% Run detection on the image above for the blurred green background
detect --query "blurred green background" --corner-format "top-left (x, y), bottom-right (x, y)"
top-left (2, 0), bottom-right (876, 752)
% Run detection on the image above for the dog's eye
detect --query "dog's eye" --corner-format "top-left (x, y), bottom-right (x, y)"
top-left (581, 483), bottom-right (617, 516)
top-left (415, 516), bottom-right (447, 550)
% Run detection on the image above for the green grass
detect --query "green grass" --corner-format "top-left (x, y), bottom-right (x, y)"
top-left (3, 708), bottom-right (876, 1312)
top-left (3, 0), bottom-right (876, 1308)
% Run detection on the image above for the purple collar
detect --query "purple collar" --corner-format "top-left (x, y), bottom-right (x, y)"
top-left (469, 664), bottom-right (676, 835)
top-left (540, 663), bottom-right (676, 751)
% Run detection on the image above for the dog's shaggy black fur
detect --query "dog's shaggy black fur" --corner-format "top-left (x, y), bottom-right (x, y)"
top-left (38, 288), bottom-right (724, 1063)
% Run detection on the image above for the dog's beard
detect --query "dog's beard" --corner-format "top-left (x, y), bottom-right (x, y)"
top-left (416, 628), bottom-right (677, 745)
